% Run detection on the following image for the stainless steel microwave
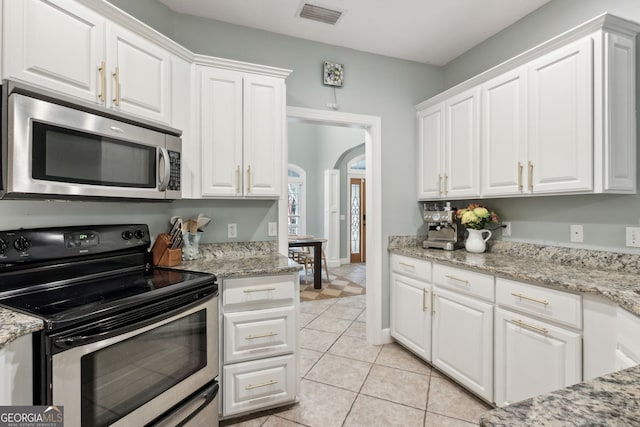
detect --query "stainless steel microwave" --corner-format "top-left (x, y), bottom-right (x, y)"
top-left (1, 82), bottom-right (182, 200)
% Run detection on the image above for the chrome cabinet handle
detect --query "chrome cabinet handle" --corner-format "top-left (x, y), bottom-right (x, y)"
top-left (438, 175), bottom-right (442, 196)
top-left (246, 165), bottom-right (252, 193)
top-left (431, 291), bottom-right (436, 315)
top-left (235, 165), bottom-right (241, 194)
top-left (422, 288), bottom-right (428, 312)
top-left (513, 319), bottom-right (549, 334)
top-left (245, 331), bottom-right (277, 340)
top-left (243, 287), bottom-right (276, 293)
top-left (517, 162), bottom-right (523, 191)
top-left (443, 174), bottom-right (448, 196)
top-left (98, 61), bottom-right (106, 102)
top-left (399, 262), bottom-right (415, 269)
top-left (512, 292), bottom-right (549, 306)
top-left (112, 66), bottom-right (120, 105)
top-left (246, 379), bottom-right (278, 390)
top-left (528, 161), bottom-right (533, 191)
top-left (445, 274), bottom-right (469, 285)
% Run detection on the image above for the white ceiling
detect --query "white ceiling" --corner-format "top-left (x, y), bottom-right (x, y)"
top-left (157, 0), bottom-right (551, 66)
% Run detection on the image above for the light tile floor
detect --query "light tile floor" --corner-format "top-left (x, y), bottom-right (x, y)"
top-left (221, 265), bottom-right (491, 427)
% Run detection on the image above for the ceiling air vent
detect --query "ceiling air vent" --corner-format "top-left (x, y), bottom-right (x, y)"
top-left (299, 3), bottom-right (342, 25)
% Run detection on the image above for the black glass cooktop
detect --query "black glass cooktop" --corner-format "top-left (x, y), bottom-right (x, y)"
top-left (0, 267), bottom-right (215, 328)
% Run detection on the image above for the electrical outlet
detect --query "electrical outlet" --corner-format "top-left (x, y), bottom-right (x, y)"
top-left (502, 222), bottom-right (511, 237)
top-left (626, 227), bottom-right (640, 247)
top-left (570, 224), bottom-right (583, 243)
top-left (227, 223), bottom-right (237, 239)
top-left (268, 222), bottom-right (277, 237)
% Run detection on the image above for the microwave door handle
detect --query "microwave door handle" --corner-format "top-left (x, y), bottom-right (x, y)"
top-left (158, 146), bottom-right (171, 191)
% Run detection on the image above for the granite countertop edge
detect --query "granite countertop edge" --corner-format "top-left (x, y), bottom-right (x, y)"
top-left (388, 246), bottom-right (640, 317)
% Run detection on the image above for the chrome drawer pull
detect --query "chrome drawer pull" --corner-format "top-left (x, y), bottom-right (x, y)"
top-left (512, 293), bottom-right (549, 305)
top-left (243, 287), bottom-right (277, 293)
top-left (245, 331), bottom-right (277, 340)
top-left (513, 319), bottom-right (549, 334)
top-left (422, 288), bottom-right (428, 312)
top-left (246, 379), bottom-right (278, 390)
top-left (445, 275), bottom-right (469, 284)
top-left (399, 262), bottom-right (415, 268)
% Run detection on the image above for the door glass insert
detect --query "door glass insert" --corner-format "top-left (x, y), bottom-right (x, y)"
top-left (351, 182), bottom-right (361, 254)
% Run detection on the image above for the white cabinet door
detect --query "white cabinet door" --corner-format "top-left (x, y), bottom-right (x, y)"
top-left (494, 308), bottom-right (582, 407)
top-left (390, 273), bottom-right (431, 361)
top-left (481, 68), bottom-right (528, 196)
top-left (432, 287), bottom-right (493, 401)
top-left (3, 0), bottom-right (106, 103)
top-left (243, 75), bottom-right (284, 197)
top-left (528, 37), bottom-right (593, 194)
top-left (106, 23), bottom-right (172, 124)
top-left (199, 67), bottom-right (243, 197)
top-left (445, 88), bottom-right (481, 198)
top-left (417, 104), bottom-right (444, 199)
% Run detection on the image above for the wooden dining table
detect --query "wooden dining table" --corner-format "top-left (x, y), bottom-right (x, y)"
top-left (288, 237), bottom-right (324, 289)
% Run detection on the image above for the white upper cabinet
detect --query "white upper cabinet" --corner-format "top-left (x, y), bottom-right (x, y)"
top-left (481, 68), bottom-right (528, 196)
top-left (418, 104), bottom-right (444, 199)
top-left (3, 0), bottom-right (174, 125)
top-left (198, 66), bottom-right (285, 198)
top-left (527, 37), bottom-right (593, 194)
top-left (417, 88), bottom-right (480, 199)
top-left (418, 14), bottom-right (640, 200)
top-left (3, 0), bottom-right (106, 102)
top-left (106, 23), bottom-right (172, 124)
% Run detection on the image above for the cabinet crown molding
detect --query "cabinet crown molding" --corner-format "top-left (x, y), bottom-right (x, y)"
top-left (194, 54), bottom-right (292, 79)
top-left (416, 13), bottom-right (640, 110)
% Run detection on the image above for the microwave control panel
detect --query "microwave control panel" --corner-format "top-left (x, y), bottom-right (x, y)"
top-left (168, 151), bottom-right (181, 191)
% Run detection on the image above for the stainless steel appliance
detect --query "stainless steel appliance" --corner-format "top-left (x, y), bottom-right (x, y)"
top-left (1, 81), bottom-right (182, 200)
top-left (0, 224), bottom-right (218, 427)
top-left (423, 202), bottom-right (464, 250)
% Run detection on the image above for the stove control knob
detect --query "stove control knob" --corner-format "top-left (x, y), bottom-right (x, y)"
top-left (134, 229), bottom-right (145, 240)
top-left (0, 238), bottom-right (7, 254)
top-left (13, 236), bottom-right (31, 252)
top-left (122, 230), bottom-right (134, 240)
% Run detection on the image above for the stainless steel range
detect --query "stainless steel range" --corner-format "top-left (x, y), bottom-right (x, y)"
top-left (0, 224), bottom-right (218, 427)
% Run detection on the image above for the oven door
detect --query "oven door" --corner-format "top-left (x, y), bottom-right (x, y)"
top-left (51, 295), bottom-right (217, 427)
top-left (6, 92), bottom-right (180, 200)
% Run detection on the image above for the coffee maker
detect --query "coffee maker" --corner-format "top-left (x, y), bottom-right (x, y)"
top-left (423, 202), bottom-right (465, 250)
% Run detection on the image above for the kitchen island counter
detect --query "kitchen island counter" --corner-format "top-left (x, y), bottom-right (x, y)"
top-left (479, 364), bottom-right (640, 426)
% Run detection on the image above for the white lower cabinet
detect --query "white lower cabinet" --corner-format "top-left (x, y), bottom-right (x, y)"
top-left (390, 272), bottom-right (431, 361)
top-left (494, 308), bottom-right (582, 406)
top-left (221, 273), bottom-right (299, 417)
top-left (432, 287), bottom-right (493, 401)
top-left (223, 354), bottom-right (297, 416)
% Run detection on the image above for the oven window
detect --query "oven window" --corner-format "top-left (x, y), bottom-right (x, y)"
top-left (31, 122), bottom-right (156, 188)
top-left (80, 310), bottom-right (207, 427)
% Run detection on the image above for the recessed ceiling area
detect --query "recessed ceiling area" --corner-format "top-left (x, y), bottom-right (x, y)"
top-left (157, 0), bottom-right (552, 66)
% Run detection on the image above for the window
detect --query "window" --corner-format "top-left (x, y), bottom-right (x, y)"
top-left (287, 164), bottom-right (306, 236)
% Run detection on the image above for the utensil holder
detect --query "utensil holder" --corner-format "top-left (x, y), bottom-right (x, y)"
top-left (151, 233), bottom-right (182, 267)
top-left (182, 231), bottom-right (203, 261)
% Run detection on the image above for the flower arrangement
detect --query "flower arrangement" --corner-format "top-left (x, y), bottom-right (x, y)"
top-left (456, 203), bottom-right (500, 230)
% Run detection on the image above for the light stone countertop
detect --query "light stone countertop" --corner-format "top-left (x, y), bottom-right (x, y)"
top-left (0, 308), bottom-right (44, 348)
top-left (388, 237), bottom-right (640, 427)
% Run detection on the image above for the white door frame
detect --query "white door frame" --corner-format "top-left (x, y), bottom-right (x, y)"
top-left (281, 107), bottom-right (385, 345)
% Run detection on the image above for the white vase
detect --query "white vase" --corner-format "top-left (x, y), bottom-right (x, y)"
top-left (465, 229), bottom-right (492, 253)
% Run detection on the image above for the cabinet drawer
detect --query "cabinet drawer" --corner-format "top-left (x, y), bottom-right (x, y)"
top-left (223, 275), bottom-right (296, 310)
top-left (390, 254), bottom-right (431, 281)
top-left (433, 264), bottom-right (494, 301)
top-left (223, 354), bottom-right (297, 416)
top-left (224, 306), bottom-right (296, 363)
top-left (496, 278), bottom-right (582, 329)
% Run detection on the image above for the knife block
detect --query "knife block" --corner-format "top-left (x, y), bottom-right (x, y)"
top-left (151, 233), bottom-right (182, 267)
